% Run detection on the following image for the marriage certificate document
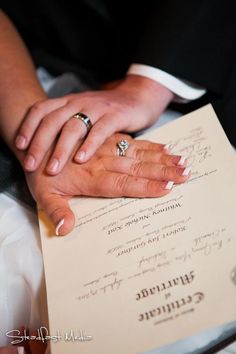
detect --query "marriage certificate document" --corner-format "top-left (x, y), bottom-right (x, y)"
top-left (38, 104), bottom-right (236, 354)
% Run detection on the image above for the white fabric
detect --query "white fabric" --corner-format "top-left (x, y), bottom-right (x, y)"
top-left (36, 67), bottom-right (57, 92)
top-left (0, 194), bottom-right (44, 346)
top-left (128, 64), bottom-right (206, 102)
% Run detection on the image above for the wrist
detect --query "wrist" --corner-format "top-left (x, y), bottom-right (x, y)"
top-left (115, 74), bottom-right (174, 114)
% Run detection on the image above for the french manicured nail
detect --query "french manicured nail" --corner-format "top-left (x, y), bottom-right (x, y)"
top-left (177, 156), bottom-right (186, 166)
top-left (48, 158), bottom-right (59, 173)
top-left (18, 347), bottom-right (25, 354)
top-left (24, 154), bottom-right (35, 170)
top-left (182, 167), bottom-right (191, 176)
top-left (15, 135), bottom-right (26, 149)
top-left (75, 151), bottom-right (86, 162)
top-left (164, 143), bottom-right (171, 151)
top-left (55, 218), bottom-right (64, 236)
top-left (164, 181), bottom-right (174, 190)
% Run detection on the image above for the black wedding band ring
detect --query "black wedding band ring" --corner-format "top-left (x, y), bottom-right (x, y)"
top-left (73, 112), bottom-right (92, 132)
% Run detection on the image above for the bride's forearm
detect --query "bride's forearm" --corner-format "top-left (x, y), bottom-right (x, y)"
top-left (0, 10), bottom-right (46, 162)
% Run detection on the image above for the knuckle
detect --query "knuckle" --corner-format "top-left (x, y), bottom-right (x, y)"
top-left (64, 119), bottom-right (79, 133)
top-left (29, 100), bottom-right (45, 115)
top-left (113, 174), bottom-right (129, 192)
top-left (135, 148), bottom-right (145, 160)
top-left (145, 180), bottom-right (155, 195)
top-left (143, 141), bottom-right (153, 150)
top-left (18, 125), bottom-right (29, 136)
top-left (162, 154), bottom-right (171, 165)
top-left (106, 133), bottom-right (121, 145)
top-left (39, 116), bottom-right (55, 130)
top-left (174, 167), bottom-right (181, 176)
top-left (50, 206), bottom-right (63, 220)
top-left (88, 127), bottom-right (105, 145)
top-left (40, 114), bottom-right (63, 132)
top-left (131, 161), bottom-right (143, 176)
top-left (28, 143), bottom-right (42, 157)
top-left (40, 194), bottom-right (64, 221)
top-left (52, 148), bottom-right (67, 161)
top-left (160, 165), bottom-right (170, 179)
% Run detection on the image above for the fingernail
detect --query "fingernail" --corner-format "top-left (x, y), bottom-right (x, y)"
top-left (164, 181), bottom-right (174, 190)
top-left (24, 154), bottom-right (35, 170)
top-left (15, 135), bottom-right (26, 149)
top-left (182, 167), bottom-right (191, 176)
top-left (164, 143), bottom-right (171, 151)
top-left (177, 156), bottom-right (186, 166)
top-left (48, 158), bottom-right (59, 173)
top-left (18, 347), bottom-right (25, 354)
top-left (55, 218), bottom-right (64, 236)
top-left (75, 151), bottom-right (86, 162)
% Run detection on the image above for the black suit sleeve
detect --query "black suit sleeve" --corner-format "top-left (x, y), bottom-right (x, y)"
top-left (132, 0), bottom-right (236, 146)
top-left (133, 0), bottom-right (236, 95)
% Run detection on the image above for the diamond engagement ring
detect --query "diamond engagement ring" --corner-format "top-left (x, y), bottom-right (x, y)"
top-left (116, 139), bottom-right (129, 156)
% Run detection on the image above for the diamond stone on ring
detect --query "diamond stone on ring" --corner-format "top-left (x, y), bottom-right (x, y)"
top-left (117, 139), bottom-right (129, 156)
top-left (73, 112), bottom-right (92, 133)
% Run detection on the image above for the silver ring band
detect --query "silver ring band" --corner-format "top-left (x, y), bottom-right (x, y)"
top-left (117, 139), bottom-right (129, 157)
top-left (73, 112), bottom-right (92, 132)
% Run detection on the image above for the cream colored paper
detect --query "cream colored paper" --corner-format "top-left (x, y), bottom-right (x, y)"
top-left (38, 105), bottom-right (236, 354)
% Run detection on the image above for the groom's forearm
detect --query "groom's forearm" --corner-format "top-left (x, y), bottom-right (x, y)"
top-left (0, 10), bottom-right (46, 162)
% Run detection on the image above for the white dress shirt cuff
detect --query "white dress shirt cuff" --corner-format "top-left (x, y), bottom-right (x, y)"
top-left (127, 64), bottom-right (206, 102)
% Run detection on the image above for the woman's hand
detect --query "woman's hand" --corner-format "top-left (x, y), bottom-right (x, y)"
top-left (25, 133), bottom-right (190, 236)
top-left (15, 75), bottom-right (174, 174)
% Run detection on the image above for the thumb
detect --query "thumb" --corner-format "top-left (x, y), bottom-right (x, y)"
top-left (40, 194), bottom-right (75, 236)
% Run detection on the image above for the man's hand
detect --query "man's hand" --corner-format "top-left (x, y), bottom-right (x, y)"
top-left (25, 133), bottom-right (190, 236)
top-left (15, 75), bottom-right (174, 174)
